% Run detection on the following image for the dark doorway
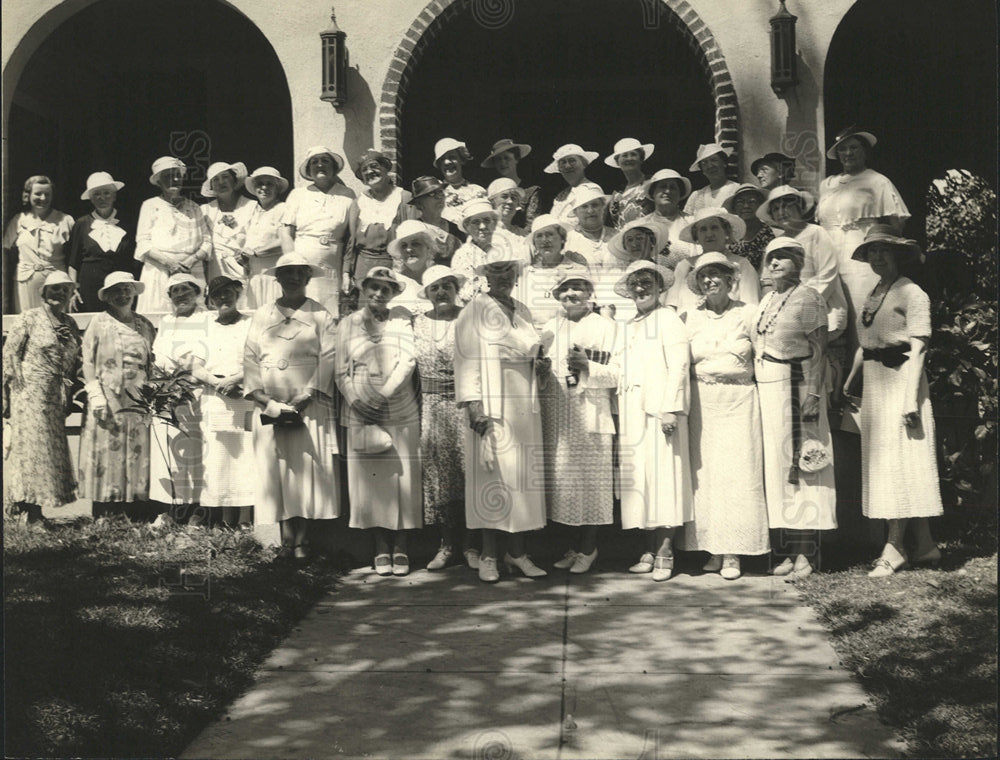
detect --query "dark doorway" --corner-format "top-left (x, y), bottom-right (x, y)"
top-left (5, 0), bottom-right (293, 238)
top-left (398, 0), bottom-right (717, 207)
top-left (824, 0), bottom-right (997, 242)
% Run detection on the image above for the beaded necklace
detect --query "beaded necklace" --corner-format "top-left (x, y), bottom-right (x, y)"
top-left (861, 277), bottom-right (898, 327)
top-left (755, 285), bottom-right (797, 335)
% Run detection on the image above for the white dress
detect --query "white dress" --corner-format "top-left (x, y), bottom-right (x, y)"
top-left (538, 311), bottom-right (617, 526)
top-left (590, 306), bottom-right (693, 529)
top-left (243, 300), bottom-right (340, 522)
top-left (668, 251), bottom-right (760, 314)
top-left (282, 185), bottom-right (352, 315)
top-left (550, 182), bottom-right (604, 225)
top-left (202, 195), bottom-right (255, 286)
top-left (135, 197), bottom-right (211, 313)
top-left (678, 302), bottom-right (769, 555)
top-left (199, 315), bottom-right (255, 508)
top-left (244, 202), bottom-right (286, 309)
top-left (454, 294), bottom-right (547, 533)
top-left (858, 279), bottom-right (943, 519)
top-left (683, 181), bottom-right (740, 215)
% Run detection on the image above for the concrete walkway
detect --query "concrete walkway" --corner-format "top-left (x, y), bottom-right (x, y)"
top-left (182, 565), bottom-right (902, 760)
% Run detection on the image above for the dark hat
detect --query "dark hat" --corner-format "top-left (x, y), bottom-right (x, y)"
top-left (750, 152), bottom-right (796, 178)
top-left (851, 224), bottom-right (924, 263)
top-left (207, 275), bottom-right (244, 298)
top-left (354, 149), bottom-right (393, 179)
top-left (408, 175), bottom-right (446, 204)
top-left (480, 138), bottom-right (532, 168)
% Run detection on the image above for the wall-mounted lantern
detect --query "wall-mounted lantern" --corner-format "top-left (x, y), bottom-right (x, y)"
top-left (320, 8), bottom-right (348, 106)
top-left (769, 0), bottom-right (798, 95)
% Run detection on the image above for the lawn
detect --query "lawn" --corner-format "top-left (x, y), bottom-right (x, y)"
top-left (796, 519), bottom-right (998, 759)
top-left (4, 516), bottom-right (344, 758)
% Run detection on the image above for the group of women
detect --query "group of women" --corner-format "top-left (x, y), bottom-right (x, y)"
top-left (3, 126), bottom-right (944, 580)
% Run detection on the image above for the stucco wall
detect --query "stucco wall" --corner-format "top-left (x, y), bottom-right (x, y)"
top-left (3, 0), bottom-right (857, 195)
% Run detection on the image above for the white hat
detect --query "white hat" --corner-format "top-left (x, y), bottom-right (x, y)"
top-left (685, 251), bottom-right (739, 295)
top-left (473, 241), bottom-right (527, 275)
top-left (529, 213), bottom-right (569, 237)
top-left (607, 218), bottom-right (669, 260)
top-left (245, 166), bottom-right (289, 195)
top-left (387, 220), bottom-right (437, 260)
top-left (201, 161), bottom-right (248, 197)
top-left (433, 138), bottom-right (472, 166)
top-left (460, 199), bottom-right (500, 229)
top-left (763, 236), bottom-right (806, 267)
top-left (688, 143), bottom-right (733, 173)
top-left (149, 156), bottom-right (186, 186)
top-left (41, 270), bottom-right (78, 290)
top-left (643, 169), bottom-right (692, 200)
top-left (98, 271), bottom-right (145, 300)
top-left (604, 138), bottom-right (654, 167)
top-left (297, 146), bottom-right (345, 180)
top-left (755, 185), bottom-right (816, 227)
top-left (360, 265), bottom-right (405, 295)
top-left (544, 144), bottom-right (599, 174)
top-left (81, 171), bottom-right (124, 200)
top-left (826, 126), bottom-right (877, 160)
top-left (166, 272), bottom-right (202, 293)
top-left (613, 259), bottom-right (674, 299)
top-left (678, 206), bottom-right (746, 244)
top-left (722, 183), bottom-right (768, 214)
top-left (263, 252), bottom-right (327, 277)
top-left (569, 185), bottom-right (609, 212)
top-left (550, 264), bottom-right (595, 294)
top-left (417, 265), bottom-right (467, 299)
top-left (486, 177), bottom-right (525, 201)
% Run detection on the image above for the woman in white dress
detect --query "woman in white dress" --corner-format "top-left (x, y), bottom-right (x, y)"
top-left (281, 146), bottom-right (354, 316)
top-left (386, 219), bottom-right (436, 316)
top-left (545, 144), bottom-right (604, 224)
top-left (842, 226), bottom-right (943, 577)
top-left (677, 253), bottom-right (769, 580)
top-left (519, 214), bottom-right (589, 329)
top-left (638, 168), bottom-right (696, 268)
top-left (539, 267), bottom-right (617, 573)
top-left (565, 186), bottom-right (615, 267)
top-left (589, 260), bottom-right (693, 581)
top-left (244, 253), bottom-right (340, 560)
top-left (816, 127), bottom-right (910, 348)
top-left (189, 276), bottom-right (255, 527)
top-left (684, 143), bottom-right (739, 214)
top-left (135, 156), bottom-right (211, 313)
top-left (454, 252), bottom-right (549, 583)
top-left (487, 178), bottom-right (528, 238)
top-left (149, 273), bottom-right (210, 517)
top-left (201, 161), bottom-right (253, 289)
top-left (335, 266), bottom-right (422, 577)
top-left (243, 167), bottom-right (288, 308)
top-left (753, 238), bottom-right (837, 581)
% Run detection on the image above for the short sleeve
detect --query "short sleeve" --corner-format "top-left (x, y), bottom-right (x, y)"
top-left (903, 283), bottom-right (932, 339)
top-left (796, 286), bottom-right (827, 335)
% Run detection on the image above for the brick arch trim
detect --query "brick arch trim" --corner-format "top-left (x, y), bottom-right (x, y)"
top-left (378, 0), bottom-right (738, 169)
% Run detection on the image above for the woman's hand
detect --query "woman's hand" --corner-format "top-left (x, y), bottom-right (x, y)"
top-left (801, 393), bottom-right (821, 421)
top-left (466, 401), bottom-right (490, 437)
top-left (68, 289), bottom-right (83, 312)
top-left (661, 412), bottom-right (677, 437)
top-left (288, 390), bottom-right (315, 413)
top-left (534, 355), bottom-right (552, 377)
top-left (567, 345), bottom-right (589, 373)
top-left (216, 375), bottom-right (242, 397)
top-left (903, 399), bottom-right (921, 428)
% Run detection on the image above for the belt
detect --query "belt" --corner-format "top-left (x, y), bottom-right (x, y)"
top-left (259, 358), bottom-right (317, 370)
top-left (760, 352), bottom-right (812, 365)
top-left (419, 376), bottom-right (455, 395)
top-left (695, 375), bottom-right (755, 386)
top-left (863, 344), bottom-right (909, 368)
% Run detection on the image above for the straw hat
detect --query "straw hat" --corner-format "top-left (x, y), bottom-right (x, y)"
top-left (297, 146), bottom-right (345, 180)
top-left (604, 138), bottom-right (654, 167)
top-left (360, 265), bottom-right (405, 295)
top-left (148, 156), bottom-right (186, 186)
top-left (433, 138), bottom-right (472, 167)
top-left (643, 169), bottom-right (691, 200)
top-left (97, 271), bottom-right (145, 300)
top-left (607, 218), bottom-right (669, 260)
top-left (763, 236), bottom-right (806, 269)
top-left (755, 185), bottom-right (816, 227)
top-left (387, 220), bottom-right (437, 260)
top-left (480, 138), bottom-right (532, 167)
top-left (569, 185), bottom-right (608, 212)
top-left (263, 252), bottom-right (326, 277)
top-left (486, 177), bottom-right (525, 201)
top-left (417, 265), bottom-right (467, 299)
top-left (613, 259), bottom-right (674, 298)
top-left (409, 176), bottom-right (446, 203)
top-left (688, 143), bottom-right (733, 173)
top-left (685, 251), bottom-right (739, 295)
top-left (245, 166), bottom-right (289, 195)
top-left (81, 171), bottom-right (124, 200)
top-left (460, 199), bottom-right (500, 230)
top-left (544, 144), bottom-right (600, 174)
top-left (826, 126), bottom-right (877, 160)
top-left (678, 206), bottom-right (746, 244)
top-left (166, 272), bottom-right (202, 293)
top-left (851, 224), bottom-right (924, 263)
top-left (722, 183), bottom-right (768, 214)
top-left (201, 161), bottom-right (248, 198)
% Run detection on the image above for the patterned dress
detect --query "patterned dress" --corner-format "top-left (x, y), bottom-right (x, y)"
top-left (78, 311), bottom-right (156, 503)
top-left (728, 224), bottom-right (774, 272)
top-left (413, 312), bottom-right (466, 527)
top-left (3, 307), bottom-right (81, 510)
top-left (442, 180), bottom-right (487, 226)
top-left (608, 183), bottom-right (654, 229)
top-left (858, 279), bottom-right (943, 519)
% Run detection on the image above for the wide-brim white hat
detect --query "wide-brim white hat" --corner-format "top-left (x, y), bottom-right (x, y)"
top-left (387, 220), bottom-right (437, 260)
top-left (685, 251), bottom-right (739, 295)
top-left (826, 126), bottom-right (877, 160)
top-left (298, 146), bottom-right (345, 180)
top-left (688, 143), bottom-right (733, 173)
top-left (81, 171), bottom-right (125, 200)
top-left (604, 138), bottom-right (654, 167)
top-left (569, 185), bottom-right (608, 212)
top-left (544, 144), bottom-right (599, 174)
top-left (263, 252), bottom-right (327, 277)
top-left (417, 265), bottom-right (467, 299)
top-left (41, 270), bottom-right (78, 291)
top-left (245, 166), bottom-right (289, 195)
top-left (486, 177), bottom-right (525, 201)
top-left (643, 169), bottom-right (692, 200)
top-left (98, 271), bottom-right (145, 300)
top-left (149, 156), bottom-right (186, 186)
top-left (678, 206), bottom-right (746, 244)
top-left (755, 185), bottom-right (816, 227)
top-left (613, 259), bottom-right (674, 299)
top-left (201, 161), bottom-right (248, 197)
top-left (608, 217), bottom-right (669, 259)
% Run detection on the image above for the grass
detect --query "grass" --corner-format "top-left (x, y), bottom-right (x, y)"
top-left (4, 515), bottom-right (344, 758)
top-left (796, 517), bottom-right (998, 759)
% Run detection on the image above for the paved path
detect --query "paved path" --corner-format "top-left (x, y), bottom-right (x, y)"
top-left (182, 566), bottom-right (901, 760)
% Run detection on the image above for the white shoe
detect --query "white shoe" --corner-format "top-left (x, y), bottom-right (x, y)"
top-left (569, 549), bottom-right (598, 574)
top-left (463, 548), bottom-right (481, 569)
top-left (703, 554), bottom-right (723, 573)
top-left (426, 546), bottom-right (452, 571)
top-left (478, 556), bottom-right (499, 583)
top-left (720, 554), bottom-right (741, 580)
top-left (629, 552), bottom-right (655, 574)
top-left (503, 553), bottom-right (548, 578)
top-left (651, 554), bottom-right (673, 582)
top-left (553, 550), bottom-right (579, 569)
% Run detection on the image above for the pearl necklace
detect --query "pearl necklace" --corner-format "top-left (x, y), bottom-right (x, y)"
top-left (755, 285), bottom-right (797, 335)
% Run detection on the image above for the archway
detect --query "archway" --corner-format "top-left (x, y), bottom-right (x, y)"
top-left (824, 0), bottom-right (997, 241)
top-left (4, 0), bottom-right (293, 240)
top-left (381, 0), bottom-right (734, 204)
